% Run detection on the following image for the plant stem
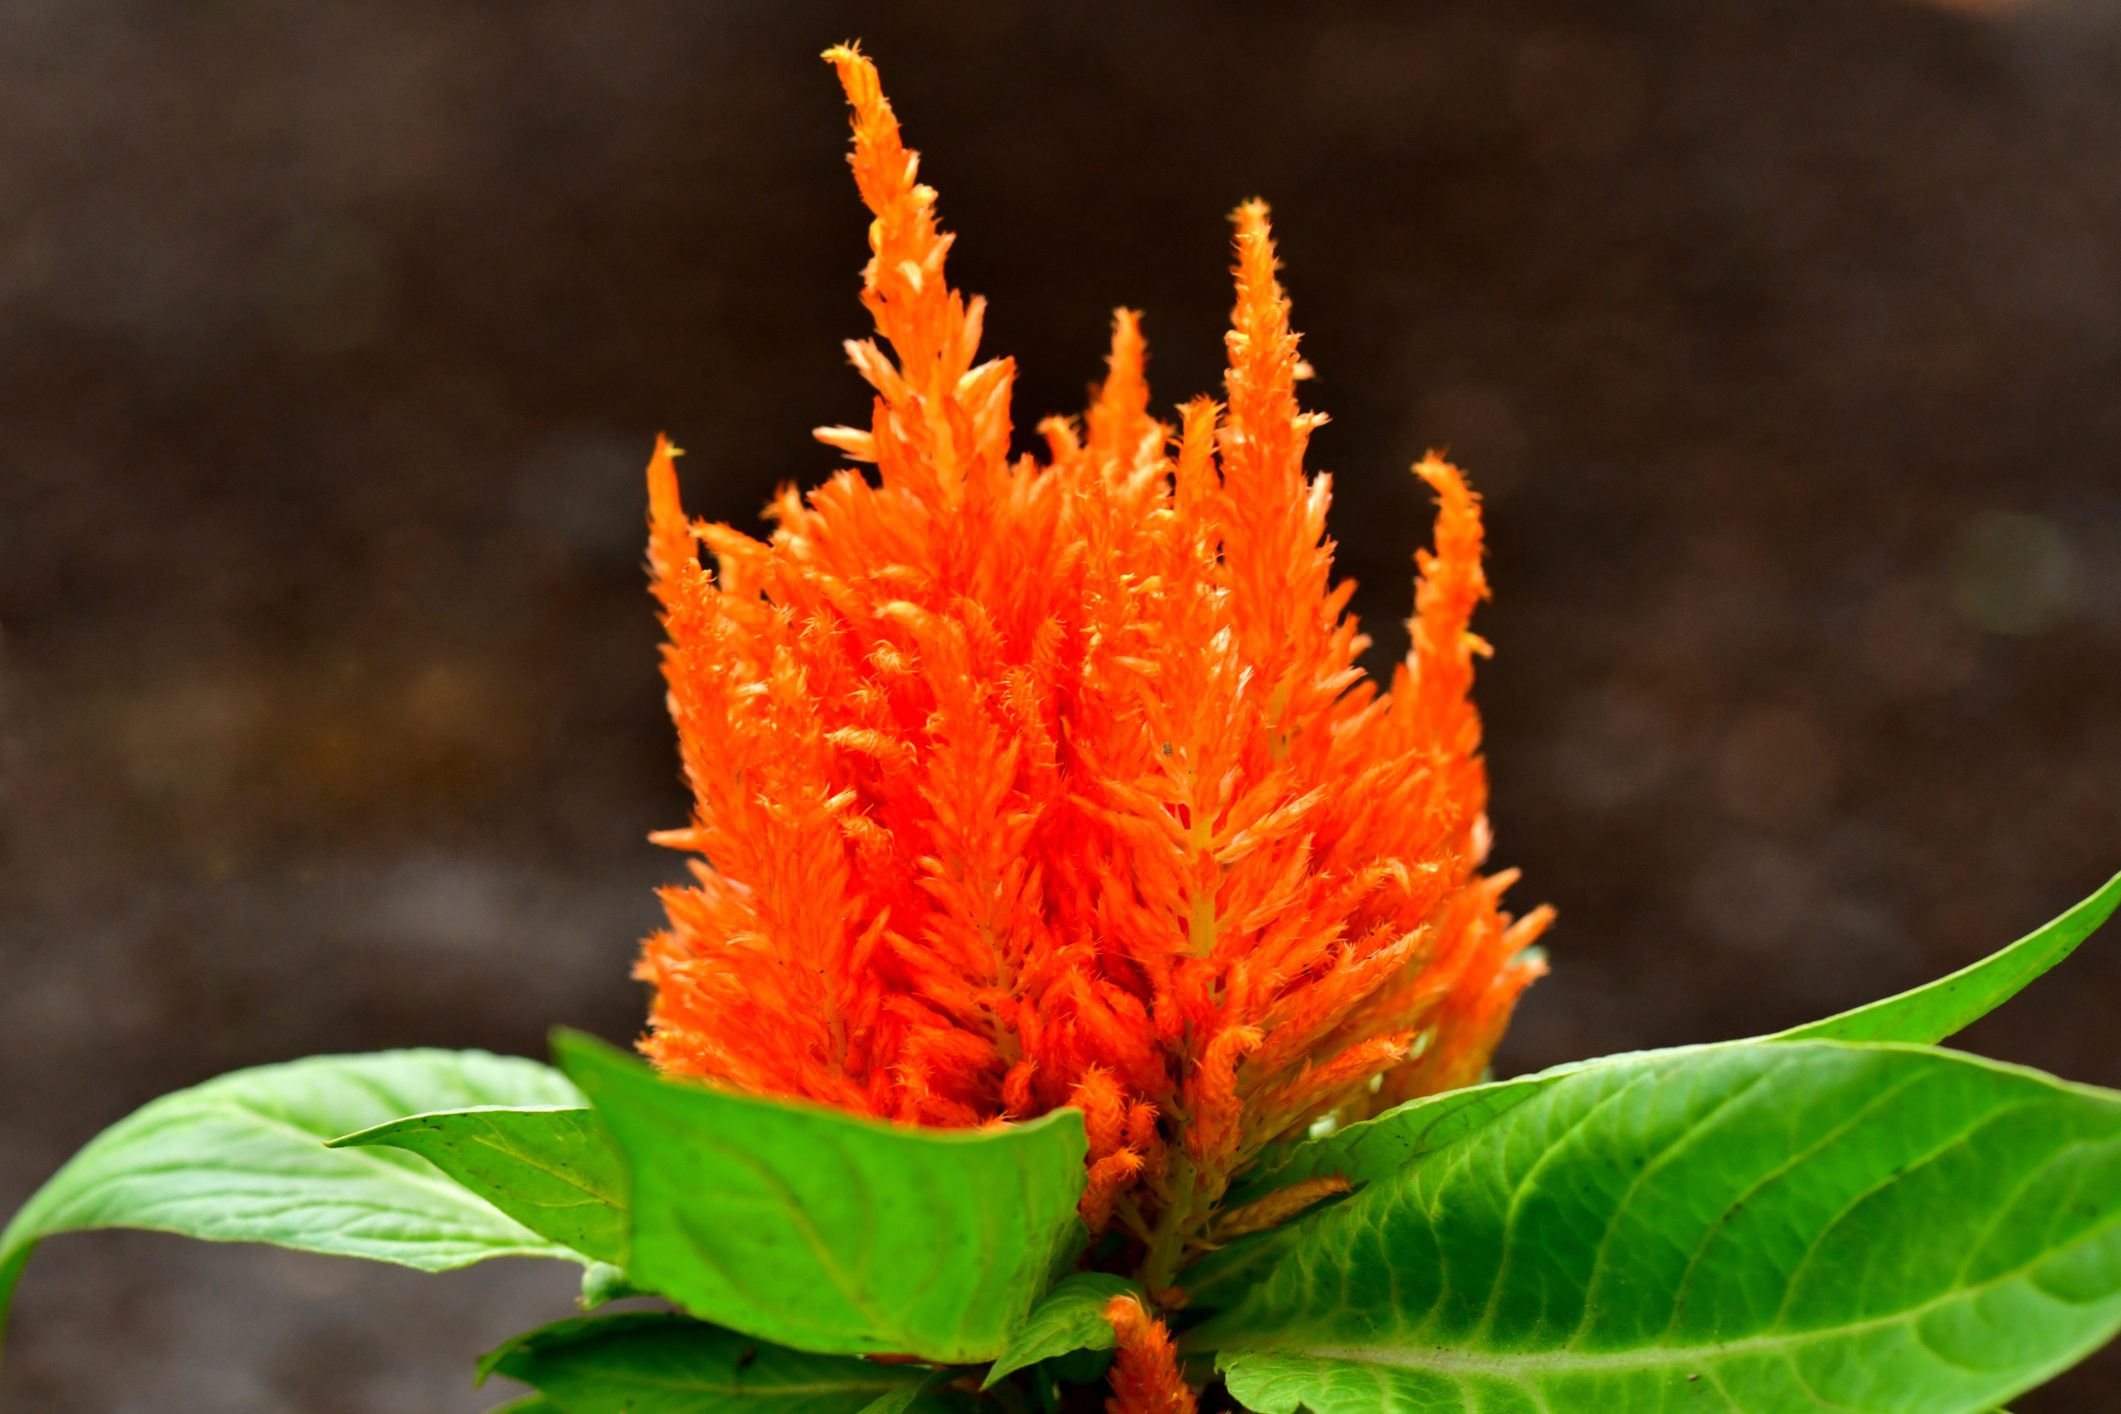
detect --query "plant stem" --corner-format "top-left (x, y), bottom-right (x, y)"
top-left (1137, 1154), bottom-right (1200, 1296)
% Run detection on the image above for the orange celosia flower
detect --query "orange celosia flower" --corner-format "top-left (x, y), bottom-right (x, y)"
top-left (636, 40), bottom-right (1550, 1300)
top-left (1102, 1294), bottom-right (1198, 1414)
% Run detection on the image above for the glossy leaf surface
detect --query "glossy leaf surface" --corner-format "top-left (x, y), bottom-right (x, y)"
top-left (1243, 873), bottom-right (2121, 1199)
top-left (330, 1106), bottom-right (625, 1264)
top-left (982, 1272), bottom-right (1136, 1386)
top-left (1196, 1042), bottom-right (2121, 1414)
top-left (556, 1032), bottom-right (1087, 1362)
top-left (1775, 871), bottom-right (2121, 1045)
top-left (1, 1050), bottom-right (583, 1353)
top-left (481, 1313), bottom-right (944, 1413)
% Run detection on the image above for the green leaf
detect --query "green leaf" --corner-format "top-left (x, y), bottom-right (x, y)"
top-left (1238, 873), bottom-right (2121, 1200)
top-left (0, 1049), bottom-right (584, 1356)
top-left (578, 1260), bottom-right (648, 1310)
top-left (853, 1370), bottom-right (958, 1414)
top-left (554, 1032), bottom-right (1087, 1363)
top-left (1233, 1063), bottom-right (1570, 1199)
top-left (488, 1398), bottom-right (563, 1414)
top-left (982, 1272), bottom-right (1136, 1387)
top-left (480, 1312), bottom-right (939, 1413)
top-left (1774, 871), bottom-right (2121, 1044)
top-left (329, 1107), bottom-right (626, 1265)
top-left (1193, 1041), bottom-right (2121, 1414)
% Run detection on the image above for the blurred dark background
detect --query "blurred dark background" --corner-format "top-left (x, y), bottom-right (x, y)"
top-left (2, 0), bottom-right (2117, 1408)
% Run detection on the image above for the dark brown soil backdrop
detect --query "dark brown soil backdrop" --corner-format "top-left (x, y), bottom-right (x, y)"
top-left (2, 1), bottom-right (2117, 1408)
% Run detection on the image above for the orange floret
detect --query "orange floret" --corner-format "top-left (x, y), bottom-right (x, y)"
top-left (635, 41), bottom-right (1549, 1289)
top-left (1102, 1294), bottom-right (1198, 1414)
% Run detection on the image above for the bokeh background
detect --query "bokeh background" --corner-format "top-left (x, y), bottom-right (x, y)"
top-left (3, 1), bottom-right (2118, 1408)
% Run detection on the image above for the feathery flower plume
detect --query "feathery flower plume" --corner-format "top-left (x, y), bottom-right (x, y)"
top-left (1102, 1294), bottom-right (1198, 1414)
top-left (637, 40), bottom-right (1550, 1310)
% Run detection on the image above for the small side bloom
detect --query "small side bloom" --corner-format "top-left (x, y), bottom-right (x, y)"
top-left (1102, 1294), bottom-right (1197, 1414)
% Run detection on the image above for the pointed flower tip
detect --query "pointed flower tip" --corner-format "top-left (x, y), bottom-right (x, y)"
top-left (1228, 201), bottom-right (1286, 338)
top-left (1102, 1295), bottom-right (1198, 1414)
top-left (1097, 309), bottom-right (1149, 414)
top-left (1414, 451), bottom-right (1477, 501)
top-left (645, 436), bottom-right (694, 585)
top-left (822, 40), bottom-right (883, 113)
top-left (1232, 202), bottom-right (1281, 264)
top-left (819, 40), bottom-right (864, 76)
top-left (1102, 1290), bottom-right (1147, 1334)
top-left (646, 434), bottom-right (683, 498)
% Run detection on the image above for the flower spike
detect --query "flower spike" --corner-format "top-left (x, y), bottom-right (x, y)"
top-left (638, 44), bottom-right (1547, 1313)
top-left (1102, 1294), bottom-right (1199, 1414)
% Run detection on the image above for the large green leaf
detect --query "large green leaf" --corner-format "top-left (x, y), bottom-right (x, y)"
top-left (479, 1313), bottom-right (946, 1413)
top-left (853, 1372), bottom-right (960, 1414)
top-left (1775, 871), bottom-right (2121, 1044)
top-left (1192, 1041), bottom-right (2121, 1414)
top-left (329, 1107), bottom-right (626, 1265)
top-left (578, 1260), bottom-right (648, 1309)
top-left (1233, 1062), bottom-right (1570, 1200)
top-left (1239, 873), bottom-right (2121, 1198)
top-left (982, 1272), bottom-right (1136, 1386)
top-left (0, 1049), bottom-right (584, 1355)
top-left (554, 1032), bottom-right (1087, 1363)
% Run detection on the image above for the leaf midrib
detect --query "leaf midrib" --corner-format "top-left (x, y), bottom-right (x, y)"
top-left (165, 1097), bottom-right (508, 1211)
top-left (1247, 1195), bottom-right (2121, 1384)
top-left (461, 1123), bottom-right (622, 1207)
top-left (6, 1096), bottom-right (564, 1259)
